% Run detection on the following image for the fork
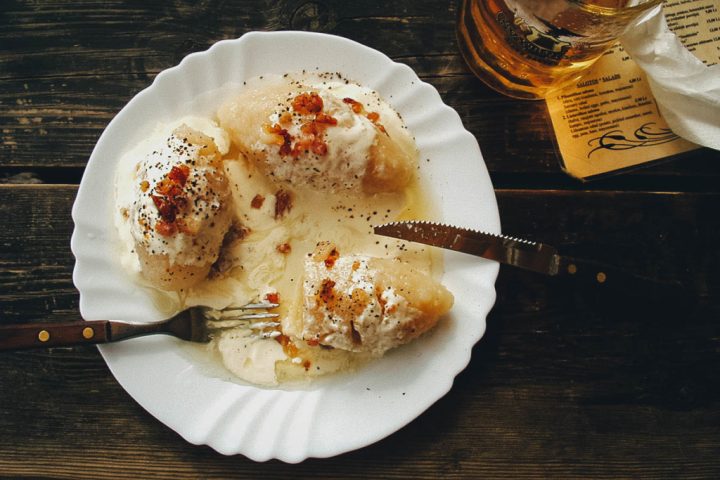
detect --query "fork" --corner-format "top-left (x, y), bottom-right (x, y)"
top-left (0, 302), bottom-right (279, 351)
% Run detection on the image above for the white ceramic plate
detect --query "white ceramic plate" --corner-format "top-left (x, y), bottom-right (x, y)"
top-left (71, 31), bottom-right (500, 462)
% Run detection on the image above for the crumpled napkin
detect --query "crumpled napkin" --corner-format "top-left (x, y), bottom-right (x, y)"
top-left (621, 6), bottom-right (720, 150)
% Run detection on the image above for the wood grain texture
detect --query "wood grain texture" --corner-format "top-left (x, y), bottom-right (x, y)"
top-left (1, 0), bottom-right (720, 477)
top-left (0, 185), bottom-right (718, 477)
top-left (2, 0), bottom-right (719, 184)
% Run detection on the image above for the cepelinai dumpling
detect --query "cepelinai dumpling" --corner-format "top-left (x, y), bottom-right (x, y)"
top-left (125, 125), bottom-right (233, 290)
top-left (297, 241), bottom-right (454, 356)
top-left (217, 75), bottom-right (417, 193)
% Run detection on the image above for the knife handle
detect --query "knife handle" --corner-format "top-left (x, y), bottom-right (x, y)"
top-left (0, 321), bottom-right (110, 351)
top-left (555, 256), bottom-right (686, 294)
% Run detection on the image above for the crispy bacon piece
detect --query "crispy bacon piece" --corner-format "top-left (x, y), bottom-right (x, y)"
top-left (267, 93), bottom-right (344, 158)
top-left (343, 97), bottom-right (363, 113)
top-left (250, 194), bottom-right (265, 209)
top-left (155, 219), bottom-right (176, 236)
top-left (264, 123), bottom-right (294, 156)
top-left (167, 164), bottom-right (190, 185)
top-left (343, 98), bottom-right (386, 133)
top-left (324, 247), bottom-right (339, 269)
top-left (274, 189), bottom-right (293, 219)
top-left (318, 278), bottom-right (336, 305)
top-left (147, 164), bottom-right (194, 236)
top-left (292, 92), bottom-right (324, 115)
top-left (311, 139), bottom-right (328, 155)
top-left (315, 113), bottom-right (337, 126)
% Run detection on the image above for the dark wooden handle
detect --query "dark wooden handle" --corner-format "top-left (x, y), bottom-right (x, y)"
top-left (0, 321), bottom-right (110, 351)
top-left (556, 256), bottom-right (688, 298)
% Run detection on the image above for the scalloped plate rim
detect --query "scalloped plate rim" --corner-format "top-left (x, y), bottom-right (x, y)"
top-left (70, 30), bottom-right (500, 462)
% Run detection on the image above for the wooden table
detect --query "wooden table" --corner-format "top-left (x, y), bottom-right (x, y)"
top-left (2, 1), bottom-right (719, 478)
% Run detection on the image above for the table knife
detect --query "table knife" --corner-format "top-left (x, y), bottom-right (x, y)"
top-left (373, 220), bottom-right (684, 290)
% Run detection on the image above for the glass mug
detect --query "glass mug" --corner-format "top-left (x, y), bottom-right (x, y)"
top-left (457, 0), bottom-right (663, 99)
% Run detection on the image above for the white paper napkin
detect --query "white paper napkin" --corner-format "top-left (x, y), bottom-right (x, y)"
top-left (621, 6), bottom-right (720, 151)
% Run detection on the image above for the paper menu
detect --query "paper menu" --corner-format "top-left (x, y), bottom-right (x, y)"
top-left (545, 0), bottom-right (720, 180)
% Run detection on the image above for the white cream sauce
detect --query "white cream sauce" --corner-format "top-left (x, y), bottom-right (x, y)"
top-left (114, 74), bottom-right (442, 387)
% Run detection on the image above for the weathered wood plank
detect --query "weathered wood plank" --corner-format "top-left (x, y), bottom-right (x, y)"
top-left (0, 185), bottom-right (718, 476)
top-left (2, 0), bottom-right (719, 182)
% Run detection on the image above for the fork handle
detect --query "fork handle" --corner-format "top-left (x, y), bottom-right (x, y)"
top-left (0, 321), bottom-right (111, 351)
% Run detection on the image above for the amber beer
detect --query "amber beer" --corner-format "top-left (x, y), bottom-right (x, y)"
top-left (457, 0), bottom-right (663, 99)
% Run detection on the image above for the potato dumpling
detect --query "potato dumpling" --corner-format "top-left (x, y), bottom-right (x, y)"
top-left (128, 125), bottom-right (233, 290)
top-left (217, 76), bottom-right (416, 193)
top-left (298, 241), bottom-right (454, 355)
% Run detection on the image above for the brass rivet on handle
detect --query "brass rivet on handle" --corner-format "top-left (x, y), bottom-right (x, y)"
top-left (596, 272), bottom-right (607, 283)
top-left (38, 330), bottom-right (50, 342)
top-left (567, 264), bottom-right (577, 274)
top-left (82, 327), bottom-right (94, 339)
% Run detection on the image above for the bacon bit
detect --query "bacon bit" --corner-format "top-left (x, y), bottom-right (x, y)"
top-left (263, 122), bottom-right (283, 137)
top-left (279, 111), bottom-right (293, 124)
top-left (275, 334), bottom-right (300, 358)
top-left (300, 121), bottom-right (319, 136)
top-left (343, 97), bottom-right (363, 114)
top-left (151, 195), bottom-right (175, 222)
top-left (290, 139), bottom-right (310, 157)
top-left (365, 111), bottom-right (386, 134)
top-left (250, 194), bottom-right (265, 209)
top-left (167, 164), bottom-right (190, 185)
top-left (150, 164), bottom-right (192, 237)
top-left (324, 248), bottom-right (340, 269)
top-left (306, 338), bottom-right (320, 347)
top-left (315, 113), bottom-right (337, 126)
top-left (276, 243), bottom-right (291, 254)
top-left (140, 180), bottom-right (150, 192)
top-left (264, 123), bottom-right (294, 156)
top-left (268, 93), bottom-right (341, 158)
top-left (303, 360), bottom-right (312, 371)
top-left (274, 189), bottom-right (292, 219)
top-left (265, 291), bottom-right (280, 304)
top-left (155, 219), bottom-right (176, 236)
top-left (318, 278), bottom-right (336, 305)
top-left (342, 98), bottom-right (386, 134)
top-left (155, 178), bottom-right (181, 197)
top-left (311, 139), bottom-right (328, 155)
top-left (277, 129), bottom-right (293, 156)
top-left (292, 92), bottom-right (323, 115)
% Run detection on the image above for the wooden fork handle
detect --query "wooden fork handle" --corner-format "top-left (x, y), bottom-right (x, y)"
top-left (0, 321), bottom-right (110, 351)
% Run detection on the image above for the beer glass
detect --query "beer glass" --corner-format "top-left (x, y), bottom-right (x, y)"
top-left (457, 0), bottom-right (663, 99)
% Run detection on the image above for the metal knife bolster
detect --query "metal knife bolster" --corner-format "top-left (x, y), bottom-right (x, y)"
top-left (372, 221), bottom-right (562, 276)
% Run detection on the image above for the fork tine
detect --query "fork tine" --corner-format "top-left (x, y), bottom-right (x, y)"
top-left (208, 319), bottom-right (281, 329)
top-left (200, 302), bottom-right (278, 319)
top-left (212, 312), bottom-right (280, 321)
top-left (196, 301), bottom-right (282, 342)
top-left (222, 302), bottom-right (279, 310)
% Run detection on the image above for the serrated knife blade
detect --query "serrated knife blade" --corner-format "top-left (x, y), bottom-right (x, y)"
top-left (373, 221), bottom-right (562, 275)
top-left (373, 221), bottom-right (687, 293)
